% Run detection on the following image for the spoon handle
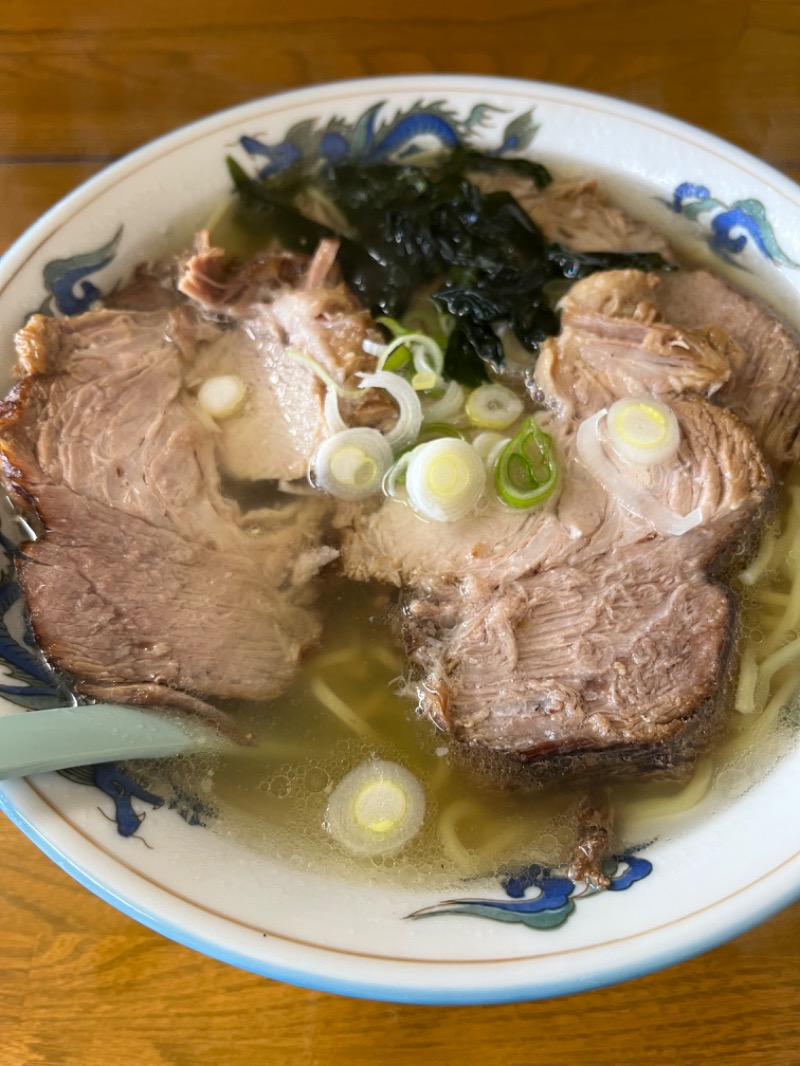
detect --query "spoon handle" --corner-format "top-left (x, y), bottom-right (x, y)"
top-left (0, 704), bottom-right (224, 779)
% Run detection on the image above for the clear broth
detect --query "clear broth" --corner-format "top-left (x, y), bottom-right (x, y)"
top-left (130, 472), bottom-right (800, 891)
top-left (131, 174), bottom-right (800, 890)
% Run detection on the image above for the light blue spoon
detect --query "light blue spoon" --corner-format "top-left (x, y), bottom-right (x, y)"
top-left (0, 703), bottom-right (233, 779)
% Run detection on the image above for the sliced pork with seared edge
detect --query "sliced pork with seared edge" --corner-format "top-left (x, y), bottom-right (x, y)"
top-left (339, 268), bottom-right (777, 781)
top-left (469, 172), bottom-right (675, 258)
top-left (401, 399), bottom-right (769, 770)
top-left (0, 243), bottom-right (380, 726)
top-left (654, 268), bottom-right (800, 468)
top-left (177, 234), bottom-right (393, 483)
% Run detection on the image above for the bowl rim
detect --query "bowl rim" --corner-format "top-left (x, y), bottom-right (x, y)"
top-left (3, 773), bottom-right (800, 1005)
top-left (3, 73), bottom-right (799, 287)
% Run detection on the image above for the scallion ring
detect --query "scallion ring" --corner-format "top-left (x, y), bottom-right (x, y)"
top-left (325, 760), bottom-right (426, 858)
top-left (375, 315), bottom-right (411, 337)
top-left (472, 431), bottom-right (509, 467)
top-left (383, 451), bottom-right (413, 500)
top-left (405, 438), bottom-right (487, 522)
top-left (495, 417), bottom-right (559, 509)
top-left (410, 336), bottom-right (445, 380)
top-left (361, 337), bottom-right (386, 358)
top-left (421, 379), bottom-right (466, 424)
top-left (196, 375), bottom-right (247, 419)
top-left (358, 370), bottom-right (423, 453)
top-left (465, 383), bottom-right (524, 430)
top-left (376, 333), bottom-right (444, 380)
top-left (416, 422), bottom-right (465, 444)
top-left (312, 428), bottom-right (394, 501)
top-left (411, 369), bottom-right (439, 392)
top-left (324, 387), bottom-right (348, 434)
top-left (576, 408), bottom-right (702, 536)
top-left (285, 348), bottom-right (362, 400)
top-left (605, 396), bottom-right (680, 467)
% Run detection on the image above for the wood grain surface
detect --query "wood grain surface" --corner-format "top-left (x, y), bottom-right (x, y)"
top-left (1, 1), bottom-right (800, 1063)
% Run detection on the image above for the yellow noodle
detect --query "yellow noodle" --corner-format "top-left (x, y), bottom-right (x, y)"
top-left (437, 798), bottom-right (482, 870)
top-left (473, 820), bottom-right (531, 863)
top-left (723, 674), bottom-right (799, 763)
top-left (621, 757), bottom-right (715, 832)
top-left (370, 644), bottom-right (404, 672)
top-left (751, 609), bottom-right (787, 638)
top-left (437, 797), bottom-right (546, 869)
top-left (427, 755), bottom-right (454, 792)
top-left (733, 467), bottom-right (800, 738)
top-left (743, 674), bottom-right (799, 749)
top-left (310, 647), bottom-right (362, 671)
top-left (734, 644), bottom-right (761, 714)
top-left (737, 526), bottom-right (778, 586)
top-left (763, 673), bottom-right (799, 722)
top-left (755, 633), bottom-right (800, 686)
top-left (357, 689), bottom-right (395, 717)
top-left (787, 482), bottom-right (800, 517)
top-left (725, 656), bottom-right (800, 767)
top-left (308, 676), bottom-right (381, 740)
top-left (768, 487), bottom-right (800, 573)
top-left (760, 566), bottom-right (800, 656)
top-left (754, 588), bottom-right (790, 608)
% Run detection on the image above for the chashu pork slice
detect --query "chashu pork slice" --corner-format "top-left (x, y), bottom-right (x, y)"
top-left (653, 268), bottom-right (800, 469)
top-left (178, 235), bottom-right (393, 483)
top-left (339, 269), bottom-right (774, 778)
top-left (0, 248), bottom-right (359, 723)
top-left (403, 398), bottom-right (770, 770)
top-left (468, 171), bottom-right (675, 258)
top-left (547, 265), bottom-right (800, 468)
top-left (18, 486), bottom-right (319, 726)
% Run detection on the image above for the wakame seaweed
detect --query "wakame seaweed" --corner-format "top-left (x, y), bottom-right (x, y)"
top-left (227, 152), bottom-right (673, 385)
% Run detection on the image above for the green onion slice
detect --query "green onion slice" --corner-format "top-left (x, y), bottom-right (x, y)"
top-left (312, 427), bottom-right (394, 501)
top-left (416, 422), bottom-right (465, 444)
top-left (465, 383), bottom-right (524, 430)
top-left (605, 396), bottom-right (680, 467)
top-left (406, 438), bottom-right (487, 522)
top-left (495, 416), bottom-right (558, 509)
top-left (197, 374), bottom-right (247, 419)
top-left (375, 315), bottom-right (412, 337)
top-left (382, 343), bottom-right (412, 372)
top-left (421, 379), bottom-right (465, 424)
top-left (376, 333), bottom-right (444, 380)
top-left (357, 370), bottom-right (423, 452)
top-left (325, 760), bottom-right (426, 858)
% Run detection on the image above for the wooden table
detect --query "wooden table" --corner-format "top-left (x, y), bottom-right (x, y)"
top-left (1, 2), bottom-right (800, 1062)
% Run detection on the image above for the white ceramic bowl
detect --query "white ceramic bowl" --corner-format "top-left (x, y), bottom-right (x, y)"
top-left (1, 75), bottom-right (800, 1005)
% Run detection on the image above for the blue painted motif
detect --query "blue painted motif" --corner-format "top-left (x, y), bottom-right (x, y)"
top-left (606, 854), bottom-right (653, 891)
top-left (668, 183), bottom-right (798, 268)
top-left (408, 854), bottom-right (652, 930)
top-left (239, 99), bottom-right (538, 177)
top-left (166, 781), bottom-right (215, 828)
top-left (60, 763), bottom-right (218, 836)
top-left (92, 763), bottom-right (165, 837)
top-left (37, 226), bottom-right (123, 316)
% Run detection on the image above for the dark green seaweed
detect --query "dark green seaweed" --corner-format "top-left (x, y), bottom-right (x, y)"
top-left (227, 152), bottom-right (673, 385)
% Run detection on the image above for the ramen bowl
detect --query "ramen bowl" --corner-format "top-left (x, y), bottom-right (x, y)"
top-left (1, 75), bottom-right (800, 1005)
